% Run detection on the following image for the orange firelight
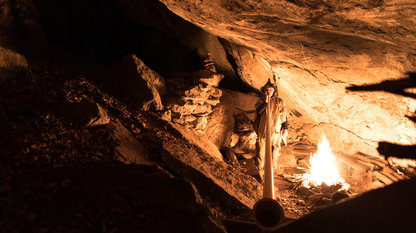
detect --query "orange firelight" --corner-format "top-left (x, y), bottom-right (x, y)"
top-left (302, 134), bottom-right (350, 189)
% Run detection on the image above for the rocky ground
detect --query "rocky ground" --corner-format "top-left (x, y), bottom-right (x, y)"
top-left (0, 51), bottom-right (221, 232)
top-left (0, 48), bottom-right (413, 233)
top-left (0, 47), bottom-right (269, 232)
top-left (0, 46), bottom-right (357, 232)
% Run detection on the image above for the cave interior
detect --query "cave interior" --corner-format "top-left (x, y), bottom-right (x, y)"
top-left (1, 0), bottom-right (416, 232)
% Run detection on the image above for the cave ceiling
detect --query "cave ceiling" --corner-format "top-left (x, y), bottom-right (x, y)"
top-left (158, 0), bottom-right (416, 157)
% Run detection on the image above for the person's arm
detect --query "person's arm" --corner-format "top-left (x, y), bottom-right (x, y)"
top-left (279, 100), bottom-right (289, 145)
top-left (281, 118), bottom-right (288, 131)
top-left (256, 101), bottom-right (267, 115)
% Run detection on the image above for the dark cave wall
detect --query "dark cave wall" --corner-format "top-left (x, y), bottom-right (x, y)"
top-left (3, 0), bottom-right (416, 160)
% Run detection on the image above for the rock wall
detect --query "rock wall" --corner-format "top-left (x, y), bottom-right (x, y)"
top-left (0, 0), bottom-right (41, 83)
top-left (158, 0), bottom-right (416, 158)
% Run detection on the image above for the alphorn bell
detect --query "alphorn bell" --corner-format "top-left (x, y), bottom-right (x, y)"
top-left (253, 94), bottom-right (284, 231)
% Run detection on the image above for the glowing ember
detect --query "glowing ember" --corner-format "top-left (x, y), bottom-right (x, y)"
top-left (302, 134), bottom-right (349, 189)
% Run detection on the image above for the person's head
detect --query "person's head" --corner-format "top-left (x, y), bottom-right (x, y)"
top-left (262, 80), bottom-right (277, 97)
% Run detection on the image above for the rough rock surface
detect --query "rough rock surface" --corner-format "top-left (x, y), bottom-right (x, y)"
top-left (0, 0), bottom-right (44, 50)
top-left (161, 141), bottom-right (262, 209)
top-left (108, 120), bottom-right (154, 165)
top-left (223, 42), bottom-right (274, 90)
top-left (158, 0), bottom-right (416, 157)
top-left (170, 122), bottom-right (224, 162)
top-left (5, 164), bottom-right (227, 233)
top-left (273, 177), bottom-right (416, 233)
top-left (0, 46), bottom-right (28, 84)
top-left (108, 54), bottom-right (166, 111)
top-left (0, 60), bottom-right (264, 232)
top-left (114, 0), bottom-right (237, 78)
top-left (205, 88), bottom-right (262, 151)
top-left (165, 66), bottom-right (223, 131)
top-left (58, 100), bottom-right (110, 128)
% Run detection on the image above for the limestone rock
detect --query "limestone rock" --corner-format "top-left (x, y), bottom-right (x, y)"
top-left (222, 148), bottom-right (240, 167)
top-left (170, 122), bottom-right (223, 162)
top-left (224, 43), bottom-right (274, 90)
top-left (184, 85), bottom-right (211, 102)
top-left (195, 69), bottom-right (225, 87)
top-left (0, 46), bottom-right (28, 84)
top-left (161, 139), bottom-right (262, 209)
top-left (229, 133), bottom-right (240, 148)
top-left (108, 120), bottom-right (153, 165)
top-left (0, 0), bottom-right (44, 50)
top-left (234, 113), bottom-right (254, 133)
top-left (169, 100), bottom-right (197, 115)
top-left (167, 77), bottom-right (223, 131)
top-left (234, 131), bottom-right (257, 154)
top-left (193, 104), bottom-right (212, 115)
top-left (205, 84), bottom-right (223, 99)
top-left (191, 54), bottom-right (225, 86)
top-left (204, 91), bottom-right (235, 148)
top-left (12, 164), bottom-right (227, 233)
top-left (194, 116), bottom-right (208, 131)
top-left (159, 109), bottom-right (172, 122)
top-left (159, 0), bottom-right (416, 158)
top-left (205, 98), bottom-right (221, 106)
top-left (172, 114), bottom-right (197, 126)
top-left (58, 101), bottom-right (110, 128)
top-left (225, 89), bottom-right (261, 122)
top-left (109, 54), bottom-right (166, 111)
top-left (204, 89), bottom-right (261, 149)
top-left (114, 0), bottom-right (237, 79)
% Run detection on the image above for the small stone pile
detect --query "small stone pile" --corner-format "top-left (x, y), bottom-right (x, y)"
top-left (163, 54), bottom-right (224, 132)
top-left (228, 113), bottom-right (257, 159)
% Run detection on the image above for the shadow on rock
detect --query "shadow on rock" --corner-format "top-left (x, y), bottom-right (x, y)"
top-left (346, 72), bottom-right (416, 160)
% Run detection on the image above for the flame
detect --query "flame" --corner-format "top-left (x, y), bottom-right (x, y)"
top-left (302, 134), bottom-right (349, 189)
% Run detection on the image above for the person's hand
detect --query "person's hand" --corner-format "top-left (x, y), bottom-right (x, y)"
top-left (265, 86), bottom-right (274, 102)
top-left (281, 129), bottom-right (288, 146)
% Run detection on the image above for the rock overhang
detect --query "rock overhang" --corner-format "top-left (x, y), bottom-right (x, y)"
top-left (157, 0), bottom-right (416, 157)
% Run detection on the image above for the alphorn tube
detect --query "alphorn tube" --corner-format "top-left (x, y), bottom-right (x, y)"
top-left (253, 95), bottom-right (284, 231)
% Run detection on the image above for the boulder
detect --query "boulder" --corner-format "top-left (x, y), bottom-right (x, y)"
top-left (114, 0), bottom-right (237, 78)
top-left (0, 46), bottom-right (28, 84)
top-left (195, 69), bottom-right (225, 87)
top-left (161, 139), bottom-right (262, 210)
top-left (9, 164), bottom-right (227, 233)
top-left (193, 53), bottom-right (225, 86)
top-left (204, 89), bottom-right (261, 149)
top-left (109, 54), bottom-right (166, 111)
top-left (169, 100), bottom-right (197, 115)
top-left (0, 0), bottom-right (44, 50)
top-left (193, 103), bottom-right (212, 115)
top-left (108, 120), bottom-right (153, 165)
top-left (204, 91), bottom-right (235, 148)
top-left (223, 43), bottom-right (274, 91)
top-left (194, 116), bottom-right (208, 131)
top-left (170, 122), bottom-right (223, 162)
top-left (58, 100), bottom-right (110, 128)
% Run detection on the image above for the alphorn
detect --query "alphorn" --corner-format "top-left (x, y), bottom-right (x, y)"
top-left (253, 94), bottom-right (284, 231)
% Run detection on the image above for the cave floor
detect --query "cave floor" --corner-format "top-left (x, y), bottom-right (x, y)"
top-left (273, 142), bottom-right (354, 221)
top-left (1, 53), bottom-right (407, 231)
top-left (275, 142), bottom-right (317, 220)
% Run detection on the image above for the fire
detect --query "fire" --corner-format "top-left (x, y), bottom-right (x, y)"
top-left (302, 134), bottom-right (349, 189)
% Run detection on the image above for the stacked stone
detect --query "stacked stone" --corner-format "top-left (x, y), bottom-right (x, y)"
top-left (167, 82), bottom-right (222, 131)
top-left (229, 113), bottom-right (257, 159)
top-left (165, 53), bottom-right (224, 132)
